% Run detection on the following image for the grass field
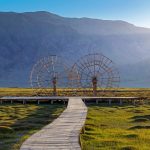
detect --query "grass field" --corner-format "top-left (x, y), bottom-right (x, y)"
top-left (80, 104), bottom-right (150, 150)
top-left (1, 87), bottom-right (150, 97)
top-left (1, 88), bottom-right (150, 150)
top-left (0, 88), bottom-right (33, 97)
top-left (0, 104), bottom-right (65, 150)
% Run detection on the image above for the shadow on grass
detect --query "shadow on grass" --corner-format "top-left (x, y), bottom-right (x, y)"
top-left (85, 103), bottom-right (137, 108)
top-left (130, 114), bottom-right (150, 123)
top-left (131, 115), bottom-right (150, 120)
top-left (129, 125), bottom-right (150, 130)
top-left (120, 146), bottom-right (138, 150)
top-left (129, 114), bottom-right (150, 130)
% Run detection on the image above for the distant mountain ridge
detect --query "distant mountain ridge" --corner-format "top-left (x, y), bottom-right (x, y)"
top-left (0, 11), bottom-right (150, 87)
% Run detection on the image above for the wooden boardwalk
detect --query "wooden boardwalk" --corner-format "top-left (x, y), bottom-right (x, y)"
top-left (20, 97), bottom-right (87, 150)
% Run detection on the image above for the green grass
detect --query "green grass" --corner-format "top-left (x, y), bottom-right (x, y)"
top-left (1, 87), bottom-right (150, 150)
top-left (1, 87), bottom-right (150, 97)
top-left (0, 88), bottom-right (34, 97)
top-left (80, 104), bottom-right (150, 150)
top-left (0, 104), bottom-right (65, 150)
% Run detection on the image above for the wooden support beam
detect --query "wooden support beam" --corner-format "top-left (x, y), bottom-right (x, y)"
top-left (38, 100), bottom-right (40, 105)
top-left (96, 99), bottom-right (99, 104)
top-left (23, 100), bottom-right (26, 104)
top-left (108, 99), bottom-right (112, 105)
top-left (119, 99), bottom-right (123, 105)
top-left (51, 100), bottom-right (54, 104)
top-left (132, 100), bottom-right (136, 105)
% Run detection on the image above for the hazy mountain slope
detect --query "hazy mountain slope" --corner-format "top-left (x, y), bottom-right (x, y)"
top-left (0, 11), bottom-right (150, 87)
top-left (67, 17), bottom-right (150, 35)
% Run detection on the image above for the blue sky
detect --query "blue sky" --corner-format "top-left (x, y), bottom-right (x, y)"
top-left (0, 0), bottom-right (150, 28)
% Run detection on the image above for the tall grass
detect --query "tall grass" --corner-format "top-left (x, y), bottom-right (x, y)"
top-left (80, 104), bottom-right (150, 150)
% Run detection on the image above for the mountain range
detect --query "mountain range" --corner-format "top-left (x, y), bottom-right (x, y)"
top-left (0, 11), bottom-right (150, 87)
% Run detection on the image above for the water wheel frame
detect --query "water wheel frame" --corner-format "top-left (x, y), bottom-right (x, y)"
top-left (73, 53), bottom-right (120, 96)
top-left (30, 55), bottom-right (69, 96)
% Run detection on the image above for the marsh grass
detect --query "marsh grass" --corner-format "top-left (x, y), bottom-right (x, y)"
top-left (1, 88), bottom-right (150, 97)
top-left (80, 104), bottom-right (150, 150)
top-left (1, 88), bottom-right (150, 150)
top-left (0, 104), bottom-right (65, 150)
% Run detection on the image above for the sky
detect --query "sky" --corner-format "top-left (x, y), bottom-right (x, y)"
top-left (0, 0), bottom-right (150, 28)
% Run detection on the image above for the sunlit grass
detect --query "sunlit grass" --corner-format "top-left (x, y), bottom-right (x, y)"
top-left (1, 88), bottom-right (150, 150)
top-left (0, 104), bottom-right (65, 150)
top-left (80, 104), bottom-right (150, 150)
top-left (1, 87), bottom-right (150, 97)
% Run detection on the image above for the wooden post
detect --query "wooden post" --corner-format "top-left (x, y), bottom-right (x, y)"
top-left (38, 100), bottom-right (40, 105)
top-left (133, 100), bottom-right (136, 105)
top-left (96, 99), bottom-right (99, 104)
top-left (119, 99), bottom-right (123, 105)
top-left (51, 100), bottom-right (54, 104)
top-left (108, 99), bottom-right (112, 105)
top-left (92, 76), bottom-right (97, 96)
top-left (53, 77), bottom-right (57, 96)
top-left (23, 100), bottom-right (26, 104)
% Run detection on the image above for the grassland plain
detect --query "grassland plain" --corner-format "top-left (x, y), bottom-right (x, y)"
top-left (0, 104), bottom-right (65, 150)
top-left (1, 88), bottom-right (150, 150)
top-left (1, 87), bottom-right (150, 97)
top-left (80, 104), bottom-right (150, 150)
